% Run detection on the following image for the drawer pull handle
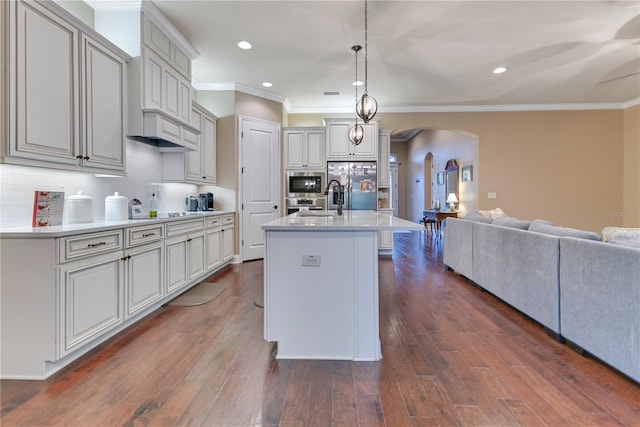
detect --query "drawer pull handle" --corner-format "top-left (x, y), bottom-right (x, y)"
top-left (141, 233), bottom-right (156, 237)
top-left (187, 238), bottom-right (192, 242)
top-left (87, 241), bottom-right (107, 248)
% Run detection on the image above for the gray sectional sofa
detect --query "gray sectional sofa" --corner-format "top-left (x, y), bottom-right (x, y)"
top-left (444, 217), bottom-right (640, 383)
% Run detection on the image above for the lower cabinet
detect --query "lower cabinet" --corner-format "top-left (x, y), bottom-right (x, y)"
top-left (125, 242), bottom-right (163, 319)
top-left (165, 230), bottom-right (205, 295)
top-left (206, 227), bottom-right (222, 271)
top-left (379, 230), bottom-right (393, 251)
top-left (222, 224), bottom-right (234, 262)
top-left (58, 252), bottom-right (124, 358)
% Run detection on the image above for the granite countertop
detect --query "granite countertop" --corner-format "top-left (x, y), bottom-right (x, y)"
top-left (0, 210), bottom-right (235, 238)
top-left (262, 210), bottom-right (422, 232)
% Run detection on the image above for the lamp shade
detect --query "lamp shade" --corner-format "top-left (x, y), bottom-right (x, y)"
top-left (446, 193), bottom-right (458, 204)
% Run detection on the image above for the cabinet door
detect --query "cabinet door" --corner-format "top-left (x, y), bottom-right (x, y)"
top-left (378, 130), bottom-right (391, 187)
top-left (165, 236), bottom-right (188, 294)
top-left (82, 35), bottom-right (126, 171)
top-left (222, 226), bottom-right (234, 262)
top-left (285, 130), bottom-right (305, 169)
top-left (125, 243), bottom-right (163, 319)
top-left (164, 69), bottom-right (180, 119)
top-left (379, 230), bottom-right (393, 250)
top-left (201, 115), bottom-right (217, 183)
top-left (326, 122), bottom-right (352, 159)
top-left (206, 228), bottom-right (222, 271)
top-left (58, 254), bottom-right (123, 357)
top-left (353, 123), bottom-right (378, 159)
top-left (188, 232), bottom-right (206, 281)
top-left (178, 80), bottom-right (192, 124)
top-left (11, 0), bottom-right (79, 164)
top-left (185, 107), bottom-right (203, 181)
top-left (143, 49), bottom-right (163, 111)
top-left (306, 130), bottom-right (326, 170)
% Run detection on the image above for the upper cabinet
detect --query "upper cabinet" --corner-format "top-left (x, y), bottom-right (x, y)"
top-left (284, 127), bottom-right (325, 170)
top-left (94, 1), bottom-right (199, 151)
top-left (162, 102), bottom-right (217, 184)
top-left (325, 119), bottom-right (378, 160)
top-left (378, 130), bottom-right (391, 188)
top-left (3, 0), bottom-right (129, 173)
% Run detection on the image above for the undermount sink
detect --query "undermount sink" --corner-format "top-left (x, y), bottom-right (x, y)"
top-left (296, 211), bottom-right (338, 218)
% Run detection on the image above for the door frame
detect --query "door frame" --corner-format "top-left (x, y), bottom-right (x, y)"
top-left (237, 115), bottom-right (281, 262)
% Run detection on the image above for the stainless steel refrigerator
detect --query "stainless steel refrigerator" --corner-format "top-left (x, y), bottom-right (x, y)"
top-left (326, 161), bottom-right (377, 211)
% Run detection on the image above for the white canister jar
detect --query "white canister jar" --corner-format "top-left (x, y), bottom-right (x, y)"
top-left (66, 191), bottom-right (94, 223)
top-left (105, 192), bottom-right (129, 220)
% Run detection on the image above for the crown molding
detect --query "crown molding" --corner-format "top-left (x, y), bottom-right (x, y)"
top-left (191, 79), bottom-right (639, 113)
top-left (192, 81), bottom-right (287, 104)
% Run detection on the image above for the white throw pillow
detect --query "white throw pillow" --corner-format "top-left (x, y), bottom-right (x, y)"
top-left (478, 207), bottom-right (507, 219)
top-left (601, 227), bottom-right (640, 242)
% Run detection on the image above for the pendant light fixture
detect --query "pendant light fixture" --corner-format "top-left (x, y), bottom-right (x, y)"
top-left (348, 45), bottom-right (364, 145)
top-left (356, 0), bottom-right (377, 123)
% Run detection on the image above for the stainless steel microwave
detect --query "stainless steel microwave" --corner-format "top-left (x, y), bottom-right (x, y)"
top-left (286, 171), bottom-right (326, 198)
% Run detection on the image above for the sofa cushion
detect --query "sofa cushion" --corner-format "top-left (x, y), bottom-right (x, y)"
top-left (492, 216), bottom-right (531, 230)
top-left (464, 211), bottom-right (493, 223)
top-left (608, 235), bottom-right (640, 248)
top-left (529, 221), bottom-right (601, 241)
top-left (602, 226), bottom-right (640, 242)
top-left (478, 207), bottom-right (507, 219)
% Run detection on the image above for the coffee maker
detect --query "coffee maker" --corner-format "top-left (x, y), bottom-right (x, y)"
top-left (198, 192), bottom-right (214, 211)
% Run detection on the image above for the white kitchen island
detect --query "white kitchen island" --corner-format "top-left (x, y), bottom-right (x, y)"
top-left (262, 210), bottom-right (421, 361)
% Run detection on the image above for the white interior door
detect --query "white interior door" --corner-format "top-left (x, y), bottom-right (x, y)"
top-left (241, 117), bottom-right (280, 261)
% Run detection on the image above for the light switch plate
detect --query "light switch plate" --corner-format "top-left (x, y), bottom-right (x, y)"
top-left (488, 192), bottom-right (497, 199)
top-left (302, 255), bottom-right (321, 267)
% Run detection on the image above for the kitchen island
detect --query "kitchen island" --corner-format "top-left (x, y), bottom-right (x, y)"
top-left (262, 210), bottom-right (421, 361)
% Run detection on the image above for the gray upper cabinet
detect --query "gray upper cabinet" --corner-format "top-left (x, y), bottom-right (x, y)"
top-left (3, 0), bottom-right (129, 173)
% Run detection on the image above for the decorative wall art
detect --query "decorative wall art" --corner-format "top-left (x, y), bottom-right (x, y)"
top-left (462, 165), bottom-right (473, 182)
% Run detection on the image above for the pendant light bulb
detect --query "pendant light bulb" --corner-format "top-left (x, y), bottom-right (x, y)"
top-left (349, 123), bottom-right (364, 145)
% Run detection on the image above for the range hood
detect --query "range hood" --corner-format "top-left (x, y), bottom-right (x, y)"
top-left (127, 108), bottom-right (199, 152)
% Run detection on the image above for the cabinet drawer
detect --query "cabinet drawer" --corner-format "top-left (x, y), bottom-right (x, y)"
top-left (222, 214), bottom-right (234, 225)
top-left (126, 224), bottom-right (164, 248)
top-left (58, 230), bottom-right (123, 263)
top-left (165, 218), bottom-right (205, 237)
top-left (206, 216), bottom-right (222, 229)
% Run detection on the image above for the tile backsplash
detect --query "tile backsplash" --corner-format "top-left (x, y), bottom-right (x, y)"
top-left (0, 140), bottom-right (199, 228)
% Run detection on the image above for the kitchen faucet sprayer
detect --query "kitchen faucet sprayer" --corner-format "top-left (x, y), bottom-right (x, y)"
top-left (324, 179), bottom-right (344, 215)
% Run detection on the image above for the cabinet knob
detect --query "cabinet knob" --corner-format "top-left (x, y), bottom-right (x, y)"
top-left (274, 205), bottom-right (278, 210)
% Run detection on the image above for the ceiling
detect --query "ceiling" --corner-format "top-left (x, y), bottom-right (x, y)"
top-left (149, 1), bottom-right (640, 113)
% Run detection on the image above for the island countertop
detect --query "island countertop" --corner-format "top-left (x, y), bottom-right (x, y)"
top-left (262, 210), bottom-right (422, 231)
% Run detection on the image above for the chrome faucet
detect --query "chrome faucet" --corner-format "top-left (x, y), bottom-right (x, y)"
top-left (324, 179), bottom-right (344, 216)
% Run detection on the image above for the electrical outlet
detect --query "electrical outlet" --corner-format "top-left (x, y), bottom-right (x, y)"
top-left (488, 192), bottom-right (497, 199)
top-left (302, 255), bottom-right (321, 267)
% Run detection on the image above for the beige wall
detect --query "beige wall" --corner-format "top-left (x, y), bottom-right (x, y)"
top-left (288, 109), bottom-right (632, 233)
top-left (623, 104), bottom-right (640, 227)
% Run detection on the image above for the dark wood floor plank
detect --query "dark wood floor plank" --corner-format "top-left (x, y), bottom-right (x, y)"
top-left (1, 232), bottom-right (638, 427)
top-left (331, 361), bottom-right (358, 427)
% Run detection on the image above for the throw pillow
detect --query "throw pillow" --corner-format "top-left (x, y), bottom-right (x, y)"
top-left (478, 207), bottom-right (507, 219)
top-left (492, 217), bottom-right (531, 230)
top-left (608, 235), bottom-right (640, 248)
top-left (529, 221), bottom-right (601, 241)
top-left (464, 211), bottom-right (493, 223)
top-left (601, 226), bottom-right (640, 242)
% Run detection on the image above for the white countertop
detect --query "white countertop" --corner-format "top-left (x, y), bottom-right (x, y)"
top-left (262, 210), bottom-right (422, 231)
top-left (0, 210), bottom-right (235, 238)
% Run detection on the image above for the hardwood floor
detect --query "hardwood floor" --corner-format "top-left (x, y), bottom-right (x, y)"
top-left (1, 231), bottom-right (638, 426)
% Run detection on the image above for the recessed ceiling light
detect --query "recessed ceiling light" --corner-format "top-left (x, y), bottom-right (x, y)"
top-left (237, 41), bottom-right (252, 50)
top-left (493, 66), bottom-right (508, 74)
top-left (262, 82), bottom-right (273, 88)
top-left (352, 80), bottom-right (364, 87)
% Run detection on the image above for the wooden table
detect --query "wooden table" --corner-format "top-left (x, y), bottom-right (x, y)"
top-left (422, 210), bottom-right (458, 236)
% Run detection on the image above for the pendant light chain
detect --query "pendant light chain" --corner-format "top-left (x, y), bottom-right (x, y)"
top-left (356, 0), bottom-right (378, 123)
top-left (364, 0), bottom-right (368, 95)
top-left (349, 45), bottom-right (364, 145)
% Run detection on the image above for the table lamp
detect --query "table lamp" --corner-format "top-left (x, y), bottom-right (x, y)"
top-left (446, 193), bottom-right (458, 211)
